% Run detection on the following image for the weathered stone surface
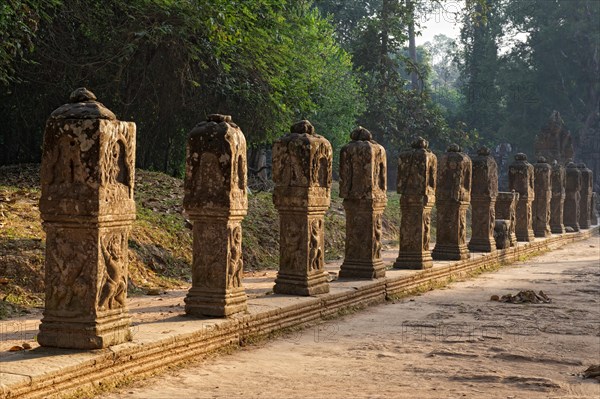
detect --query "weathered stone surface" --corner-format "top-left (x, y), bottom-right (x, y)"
top-left (394, 137), bottom-right (437, 269)
top-left (272, 120), bottom-right (331, 295)
top-left (509, 153), bottom-right (535, 242)
top-left (591, 192), bottom-right (599, 226)
top-left (38, 88), bottom-right (135, 349)
top-left (534, 111), bottom-right (574, 165)
top-left (494, 219), bottom-right (511, 249)
top-left (183, 114), bottom-right (248, 317)
top-left (339, 127), bottom-right (387, 279)
top-left (432, 144), bottom-right (472, 261)
top-left (468, 146), bottom-right (498, 253)
top-left (564, 161), bottom-right (581, 232)
top-left (578, 163), bottom-right (593, 229)
top-left (550, 161), bottom-right (566, 234)
top-left (494, 143), bottom-right (513, 191)
top-left (532, 157), bottom-right (552, 237)
top-left (495, 191), bottom-right (519, 246)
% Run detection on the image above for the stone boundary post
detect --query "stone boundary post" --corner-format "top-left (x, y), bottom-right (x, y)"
top-left (564, 161), bottom-right (581, 232)
top-left (339, 127), bottom-right (387, 279)
top-left (578, 163), bottom-right (593, 229)
top-left (468, 147), bottom-right (498, 253)
top-left (509, 153), bottom-right (535, 241)
top-left (495, 191), bottom-right (519, 247)
top-left (272, 120), bottom-right (332, 295)
top-left (433, 144), bottom-right (472, 261)
top-left (394, 137), bottom-right (437, 269)
top-left (591, 193), bottom-right (599, 226)
top-left (550, 160), bottom-right (566, 234)
top-left (533, 157), bottom-right (552, 237)
top-left (183, 114), bottom-right (248, 317)
top-left (38, 88), bottom-right (136, 349)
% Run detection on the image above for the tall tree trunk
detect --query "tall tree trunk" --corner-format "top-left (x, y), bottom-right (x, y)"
top-left (379, 0), bottom-right (391, 93)
top-left (407, 0), bottom-right (419, 91)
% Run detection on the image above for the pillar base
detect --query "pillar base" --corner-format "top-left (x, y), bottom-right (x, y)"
top-left (565, 223), bottom-right (580, 232)
top-left (393, 252), bottom-right (433, 270)
top-left (550, 224), bottom-right (565, 234)
top-left (516, 231), bottom-right (536, 242)
top-left (339, 259), bottom-right (385, 279)
top-left (432, 244), bottom-right (470, 261)
top-left (274, 271), bottom-right (329, 296)
top-left (185, 287), bottom-right (247, 317)
top-left (38, 309), bottom-right (131, 349)
top-left (468, 239), bottom-right (497, 253)
top-left (533, 228), bottom-right (552, 238)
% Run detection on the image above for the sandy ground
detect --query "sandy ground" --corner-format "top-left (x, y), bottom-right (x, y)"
top-left (98, 236), bottom-right (600, 399)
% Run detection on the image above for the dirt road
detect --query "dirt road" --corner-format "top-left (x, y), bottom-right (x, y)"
top-left (102, 236), bottom-right (600, 399)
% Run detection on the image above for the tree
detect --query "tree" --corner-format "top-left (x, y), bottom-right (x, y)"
top-left (0, 0), bottom-right (364, 172)
top-left (456, 0), bottom-right (503, 142)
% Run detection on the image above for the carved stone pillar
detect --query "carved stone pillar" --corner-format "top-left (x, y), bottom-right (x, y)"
top-left (394, 137), bottom-right (437, 270)
top-left (468, 147), bottom-right (498, 253)
top-left (564, 161), bottom-right (581, 232)
top-left (338, 127), bottom-right (387, 279)
top-left (550, 161), bottom-right (565, 234)
top-left (433, 144), bottom-right (472, 261)
top-left (183, 114), bottom-right (248, 317)
top-left (591, 192), bottom-right (599, 226)
top-left (578, 163), bottom-right (593, 229)
top-left (532, 157), bottom-right (552, 237)
top-left (509, 153), bottom-right (535, 241)
top-left (272, 120), bottom-right (332, 295)
top-left (495, 191), bottom-right (519, 246)
top-left (38, 88), bottom-right (135, 349)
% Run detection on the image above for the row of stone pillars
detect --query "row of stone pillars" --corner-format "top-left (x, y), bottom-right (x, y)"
top-left (38, 90), bottom-right (598, 349)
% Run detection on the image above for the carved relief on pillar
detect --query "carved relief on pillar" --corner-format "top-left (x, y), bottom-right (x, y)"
top-left (468, 146), bottom-right (498, 252)
top-left (38, 88), bottom-right (135, 349)
top-left (393, 137), bottom-right (437, 269)
top-left (564, 161), bottom-right (581, 232)
top-left (98, 229), bottom-right (129, 312)
top-left (272, 120), bottom-right (332, 295)
top-left (577, 163), bottom-right (593, 229)
top-left (184, 114), bottom-right (248, 317)
top-left (339, 127), bottom-right (387, 279)
top-left (41, 90), bottom-right (135, 219)
top-left (432, 144), bottom-right (472, 261)
top-left (509, 153), bottom-right (535, 241)
top-left (495, 191), bottom-right (519, 247)
top-left (532, 157), bottom-right (552, 237)
top-left (550, 161), bottom-right (566, 234)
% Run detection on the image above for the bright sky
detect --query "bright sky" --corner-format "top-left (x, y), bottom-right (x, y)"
top-left (417, 1), bottom-right (464, 44)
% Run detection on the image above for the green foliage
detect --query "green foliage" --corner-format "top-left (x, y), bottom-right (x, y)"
top-left (317, 0), bottom-right (466, 157)
top-left (0, 0), bottom-right (363, 171)
top-left (456, 0), bottom-right (600, 155)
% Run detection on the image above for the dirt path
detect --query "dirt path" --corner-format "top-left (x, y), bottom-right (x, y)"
top-left (100, 236), bottom-right (600, 399)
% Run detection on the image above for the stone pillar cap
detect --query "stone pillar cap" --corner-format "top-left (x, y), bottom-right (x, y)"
top-left (566, 161), bottom-right (578, 169)
top-left (50, 88), bottom-right (116, 120)
top-left (537, 156), bottom-right (548, 163)
top-left (577, 163), bottom-right (588, 169)
top-left (291, 120), bottom-right (315, 135)
top-left (447, 143), bottom-right (461, 152)
top-left (207, 114), bottom-right (233, 123)
top-left (477, 146), bottom-right (491, 156)
top-left (411, 136), bottom-right (429, 149)
top-left (350, 126), bottom-right (373, 141)
top-left (515, 153), bottom-right (528, 161)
